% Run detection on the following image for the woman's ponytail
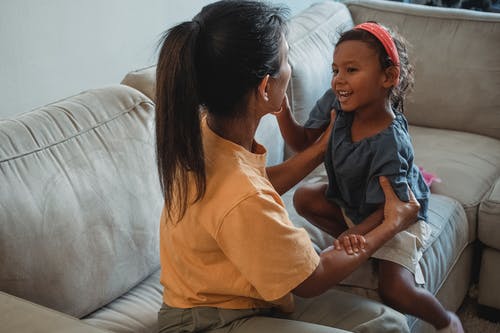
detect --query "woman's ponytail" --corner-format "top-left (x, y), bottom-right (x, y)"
top-left (155, 21), bottom-right (205, 222)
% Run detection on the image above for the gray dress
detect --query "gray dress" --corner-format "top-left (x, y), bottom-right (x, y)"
top-left (305, 89), bottom-right (432, 284)
top-left (305, 89), bottom-right (429, 225)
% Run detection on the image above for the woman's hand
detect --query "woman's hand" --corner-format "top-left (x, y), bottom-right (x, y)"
top-left (379, 176), bottom-right (420, 233)
top-left (314, 109), bottom-right (336, 152)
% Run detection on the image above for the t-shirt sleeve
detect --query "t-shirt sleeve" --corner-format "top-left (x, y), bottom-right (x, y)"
top-left (365, 139), bottom-right (411, 205)
top-left (304, 89), bottom-right (339, 129)
top-left (215, 191), bottom-right (320, 302)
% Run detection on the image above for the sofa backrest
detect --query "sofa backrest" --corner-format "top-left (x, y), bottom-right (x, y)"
top-left (0, 85), bottom-right (163, 318)
top-left (344, 0), bottom-right (500, 140)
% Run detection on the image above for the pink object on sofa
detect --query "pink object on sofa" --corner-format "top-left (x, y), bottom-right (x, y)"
top-left (419, 166), bottom-right (441, 187)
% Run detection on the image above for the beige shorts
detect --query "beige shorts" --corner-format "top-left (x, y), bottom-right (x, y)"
top-left (342, 211), bottom-right (432, 285)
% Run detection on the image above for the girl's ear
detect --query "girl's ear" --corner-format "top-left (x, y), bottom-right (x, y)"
top-left (257, 74), bottom-right (270, 102)
top-left (383, 66), bottom-right (400, 88)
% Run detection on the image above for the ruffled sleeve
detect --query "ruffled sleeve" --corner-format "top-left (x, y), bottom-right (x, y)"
top-left (304, 89), bottom-right (339, 129)
top-left (365, 132), bottom-right (411, 205)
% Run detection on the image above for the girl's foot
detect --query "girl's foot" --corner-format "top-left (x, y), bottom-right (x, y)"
top-left (437, 311), bottom-right (464, 333)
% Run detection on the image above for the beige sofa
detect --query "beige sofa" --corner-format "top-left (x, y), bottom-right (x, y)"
top-left (1, 1), bottom-right (499, 332)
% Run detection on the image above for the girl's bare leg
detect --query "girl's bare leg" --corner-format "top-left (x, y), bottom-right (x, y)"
top-left (293, 183), bottom-right (347, 238)
top-left (378, 260), bottom-right (463, 331)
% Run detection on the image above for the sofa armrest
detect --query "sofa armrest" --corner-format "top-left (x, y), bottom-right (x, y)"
top-left (0, 292), bottom-right (111, 333)
top-left (478, 177), bottom-right (500, 248)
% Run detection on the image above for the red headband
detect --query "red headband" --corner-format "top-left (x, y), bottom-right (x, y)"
top-left (354, 22), bottom-right (400, 67)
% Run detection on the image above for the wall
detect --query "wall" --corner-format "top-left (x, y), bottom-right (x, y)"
top-left (0, 0), bottom-right (319, 118)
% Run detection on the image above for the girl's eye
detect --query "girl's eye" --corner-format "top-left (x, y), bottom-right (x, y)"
top-left (347, 67), bottom-right (357, 73)
top-left (332, 68), bottom-right (339, 75)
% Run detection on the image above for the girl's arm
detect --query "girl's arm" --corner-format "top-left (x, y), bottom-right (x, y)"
top-left (266, 112), bottom-right (334, 195)
top-left (339, 206), bottom-right (384, 237)
top-left (274, 95), bottom-right (327, 152)
top-left (292, 176), bottom-right (420, 297)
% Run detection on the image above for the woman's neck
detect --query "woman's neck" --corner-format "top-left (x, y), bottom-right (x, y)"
top-left (206, 112), bottom-right (259, 152)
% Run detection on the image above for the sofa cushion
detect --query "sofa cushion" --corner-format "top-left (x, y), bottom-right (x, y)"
top-left (121, 66), bottom-right (156, 102)
top-left (343, 0), bottom-right (500, 140)
top-left (83, 270), bottom-right (162, 333)
top-left (0, 85), bottom-right (163, 318)
top-left (410, 126), bottom-right (500, 241)
top-left (478, 177), bottom-right (500, 248)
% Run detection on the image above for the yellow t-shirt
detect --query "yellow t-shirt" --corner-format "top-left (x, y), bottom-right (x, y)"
top-left (159, 117), bottom-right (320, 312)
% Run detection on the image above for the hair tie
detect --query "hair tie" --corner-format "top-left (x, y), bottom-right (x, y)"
top-left (192, 19), bottom-right (202, 31)
top-left (354, 22), bottom-right (399, 67)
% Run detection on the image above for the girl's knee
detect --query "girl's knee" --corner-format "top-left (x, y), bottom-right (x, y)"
top-left (293, 186), bottom-right (312, 216)
top-left (293, 184), bottom-right (328, 213)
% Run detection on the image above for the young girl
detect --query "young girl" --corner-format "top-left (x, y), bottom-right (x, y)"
top-left (276, 22), bottom-right (464, 333)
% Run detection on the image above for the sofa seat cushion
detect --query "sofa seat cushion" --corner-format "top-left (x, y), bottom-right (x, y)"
top-left (410, 126), bottom-right (500, 241)
top-left (83, 270), bottom-right (162, 333)
top-left (0, 85), bottom-right (163, 318)
top-left (478, 177), bottom-right (500, 249)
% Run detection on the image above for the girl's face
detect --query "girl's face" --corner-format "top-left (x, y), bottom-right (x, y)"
top-left (331, 40), bottom-right (391, 113)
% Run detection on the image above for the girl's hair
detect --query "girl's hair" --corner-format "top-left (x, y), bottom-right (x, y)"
top-left (336, 23), bottom-right (414, 113)
top-left (155, 0), bottom-right (288, 221)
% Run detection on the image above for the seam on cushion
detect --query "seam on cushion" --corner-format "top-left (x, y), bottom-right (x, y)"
top-left (424, 198), bottom-right (472, 294)
top-left (430, 240), bottom-right (470, 297)
top-left (345, 2), bottom-right (500, 23)
top-left (289, 9), bottom-right (352, 47)
top-left (0, 100), bottom-right (154, 164)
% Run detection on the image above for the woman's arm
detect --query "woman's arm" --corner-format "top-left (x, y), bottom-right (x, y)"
top-left (292, 176), bottom-right (420, 297)
top-left (266, 111), bottom-right (334, 195)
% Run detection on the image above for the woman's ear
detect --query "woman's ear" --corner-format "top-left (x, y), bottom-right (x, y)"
top-left (383, 66), bottom-right (400, 88)
top-left (258, 74), bottom-right (270, 101)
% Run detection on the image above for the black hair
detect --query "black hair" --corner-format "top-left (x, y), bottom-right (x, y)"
top-left (155, 0), bottom-right (288, 221)
top-left (336, 23), bottom-right (414, 113)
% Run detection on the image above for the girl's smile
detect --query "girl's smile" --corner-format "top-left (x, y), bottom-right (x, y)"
top-left (336, 90), bottom-right (353, 103)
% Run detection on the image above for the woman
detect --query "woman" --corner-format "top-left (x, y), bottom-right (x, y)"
top-left (155, 1), bottom-right (420, 332)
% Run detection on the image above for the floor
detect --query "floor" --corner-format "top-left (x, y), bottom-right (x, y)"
top-left (457, 286), bottom-right (500, 333)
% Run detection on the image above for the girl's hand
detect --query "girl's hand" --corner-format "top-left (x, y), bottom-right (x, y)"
top-left (334, 234), bottom-right (366, 255)
top-left (315, 109), bottom-right (336, 149)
